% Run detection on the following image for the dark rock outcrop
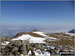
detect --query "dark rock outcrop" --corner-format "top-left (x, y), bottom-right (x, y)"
top-left (68, 29), bottom-right (75, 33)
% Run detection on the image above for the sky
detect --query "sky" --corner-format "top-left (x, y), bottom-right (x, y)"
top-left (1, 1), bottom-right (74, 26)
top-left (0, 1), bottom-right (74, 37)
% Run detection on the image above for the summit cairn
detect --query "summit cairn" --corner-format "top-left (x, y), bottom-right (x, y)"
top-left (32, 29), bottom-right (40, 32)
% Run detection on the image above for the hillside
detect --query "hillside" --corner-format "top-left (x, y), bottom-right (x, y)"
top-left (10, 30), bottom-right (75, 46)
top-left (0, 30), bottom-right (75, 56)
top-left (11, 31), bottom-right (57, 43)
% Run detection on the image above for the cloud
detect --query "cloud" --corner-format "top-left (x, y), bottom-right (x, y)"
top-left (0, 24), bottom-right (74, 37)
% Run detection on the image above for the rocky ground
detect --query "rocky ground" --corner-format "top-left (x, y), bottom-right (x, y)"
top-left (0, 30), bottom-right (75, 56)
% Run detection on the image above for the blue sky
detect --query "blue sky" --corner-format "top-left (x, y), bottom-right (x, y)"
top-left (0, 1), bottom-right (74, 37)
top-left (1, 1), bottom-right (74, 26)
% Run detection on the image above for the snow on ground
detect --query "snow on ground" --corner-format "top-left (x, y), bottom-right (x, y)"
top-left (33, 31), bottom-right (47, 37)
top-left (46, 36), bottom-right (57, 40)
top-left (21, 50), bottom-right (51, 56)
top-left (2, 41), bottom-right (10, 45)
top-left (33, 31), bottom-right (57, 40)
top-left (20, 54), bottom-right (24, 56)
top-left (47, 46), bottom-right (55, 49)
top-left (2, 43), bottom-right (7, 45)
top-left (65, 33), bottom-right (75, 36)
top-left (34, 49), bottom-right (51, 56)
top-left (28, 50), bottom-right (32, 56)
top-left (12, 31), bottom-right (58, 43)
top-left (12, 34), bottom-right (46, 43)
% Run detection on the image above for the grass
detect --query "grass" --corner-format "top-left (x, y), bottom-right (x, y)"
top-left (45, 38), bottom-right (74, 46)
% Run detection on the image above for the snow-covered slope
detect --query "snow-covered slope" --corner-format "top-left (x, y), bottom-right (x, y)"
top-left (12, 31), bottom-right (58, 43)
top-left (12, 34), bottom-right (46, 43)
top-left (33, 31), bottom-right (47, 37)
top-left (64, 32), bottom-right (75, 36)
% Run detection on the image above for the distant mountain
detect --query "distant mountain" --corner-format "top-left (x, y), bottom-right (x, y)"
top-left (68, 29), bottom-right (75, 33)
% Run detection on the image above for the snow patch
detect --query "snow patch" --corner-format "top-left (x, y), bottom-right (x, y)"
top-left (12, 34), bottom-right (46, 43)
top-left (33, 31), bottom-right (47, 37)
top-left (2, 41), bottom-right (10, 45)
top-left (65, 33), bottom-right (75, 36)
top-left (34, 49), bottom-right (51, 56)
